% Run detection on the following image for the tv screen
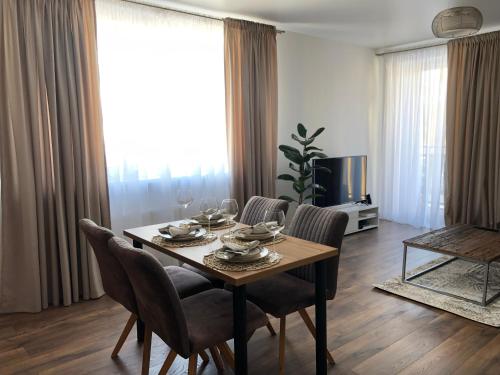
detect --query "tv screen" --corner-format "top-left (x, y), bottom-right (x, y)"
top-left (313, 156), bottom-right (367, 207)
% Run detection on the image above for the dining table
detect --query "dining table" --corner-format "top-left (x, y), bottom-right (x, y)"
top-left (123, 221), bottom-right (338, 375)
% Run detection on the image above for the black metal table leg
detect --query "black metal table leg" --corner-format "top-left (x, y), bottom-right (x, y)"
top-left (315, 260), bottom-right (327, 375)
top-left (132, 240), bottom-right (145, 343)
top-left (136, 318), bottom-right (145, 342)
top-left (402, 244), bottom-right (408, 282)
top-left (233, 285), bottom-right (247, 375)
top-left (482, 263), bottom-right (490, 306)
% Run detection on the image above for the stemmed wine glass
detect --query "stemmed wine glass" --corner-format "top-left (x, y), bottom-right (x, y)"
top-left (220, 199), bottom-right (239, 240)
top-left (263, 209), bottom-right (286, 248)
top-left (176, 187), bottom-right (193, 220)
top-left (199, 197), bottom-right (219, 239)
top-left (220, 199), bottom-right (239, 223)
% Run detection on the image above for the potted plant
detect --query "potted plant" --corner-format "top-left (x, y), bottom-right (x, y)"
top-left (277, 123), bottom-right (330, 204)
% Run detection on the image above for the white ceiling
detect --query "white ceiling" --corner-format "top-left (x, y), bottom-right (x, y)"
top-left (149, 0), bottom-right (500, 49)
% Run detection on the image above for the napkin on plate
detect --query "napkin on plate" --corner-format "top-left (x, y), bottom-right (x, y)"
top-left (159, 223), bottom-right (201, 238)
top-left (223, 240), bottom-right (260, 255)
top-left (251, 221), bottom-right (277, 234)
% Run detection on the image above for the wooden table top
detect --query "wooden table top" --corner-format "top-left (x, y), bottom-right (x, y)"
top-left (403, 224), bottom-right (500, 263)
top-left (124, 222), bottom-right (338, 286)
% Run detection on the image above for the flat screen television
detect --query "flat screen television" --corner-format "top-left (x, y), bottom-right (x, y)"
top-left (312, 156), bottom-right (367, 207)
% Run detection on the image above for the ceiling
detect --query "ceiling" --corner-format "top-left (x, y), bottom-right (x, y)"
top-left (149, 0), bottom-right (500, 49)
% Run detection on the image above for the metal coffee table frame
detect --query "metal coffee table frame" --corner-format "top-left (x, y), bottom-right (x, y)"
top-left (402, 244), bottom-right (500, 306)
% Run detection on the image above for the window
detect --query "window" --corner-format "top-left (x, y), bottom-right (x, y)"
top-left (96, 0), bottom-right (229, 231)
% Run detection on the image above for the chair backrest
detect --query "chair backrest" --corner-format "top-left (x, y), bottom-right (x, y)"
top-left (108, 237), bottom-right (191, 357)
top-left (287, 204), bottom-right (349, 299)
top-left (79, 219), bottom-right (137, 314)
top-left (240, 196), bottom-right (290, 225)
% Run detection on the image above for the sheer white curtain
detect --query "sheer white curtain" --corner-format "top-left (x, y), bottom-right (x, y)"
top-left (376, 45), bottom-right (447, 229)
top-left (95, 0), bottom-right (229, 236)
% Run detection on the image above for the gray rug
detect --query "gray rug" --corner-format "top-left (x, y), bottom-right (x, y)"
top-left (374, 257), bottom-right (500, 327)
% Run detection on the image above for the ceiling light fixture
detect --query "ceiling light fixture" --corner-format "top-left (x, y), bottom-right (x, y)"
top-left (432, 6), bottom-right (483, 38)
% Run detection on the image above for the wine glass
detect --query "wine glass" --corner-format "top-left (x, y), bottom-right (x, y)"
top-left (176, 187), bottom-right (193, 220)
top-left (263, 209), bottom-right (286, 247)
top-left (220, 199), bottom-right (239, 240)
top-left (220, 199), bottom-right (239, 223)
top-left (175, 179), bottom-right (193, 219)
top-left (199, 197), bottom-right (219, 238)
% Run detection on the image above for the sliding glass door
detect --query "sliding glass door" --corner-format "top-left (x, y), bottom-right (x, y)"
top-left (376, 45), bottom-right (447, 229)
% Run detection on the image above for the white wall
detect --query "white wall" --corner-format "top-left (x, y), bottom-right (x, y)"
top-left (276, 32), bottom-right (378, 209)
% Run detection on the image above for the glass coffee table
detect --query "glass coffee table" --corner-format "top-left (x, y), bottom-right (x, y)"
top-left (402, 224), bottom-right (500, 306)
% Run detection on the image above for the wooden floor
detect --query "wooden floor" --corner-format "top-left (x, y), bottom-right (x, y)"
top-left (1, 221), bottom-right (499, 374)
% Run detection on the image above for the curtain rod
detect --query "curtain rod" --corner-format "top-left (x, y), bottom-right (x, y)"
top-left (121, 0), bottom-right (285, 33)
top-left (375, 40), bottom-right (447, 56)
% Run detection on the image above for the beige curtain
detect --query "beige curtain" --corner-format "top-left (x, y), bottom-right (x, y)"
top-left (0, 0), bottom-right (110, 313)
top-left (445, 31), bottom-right (500, 228)
top-left (224, 18), bottom-right (278, 210)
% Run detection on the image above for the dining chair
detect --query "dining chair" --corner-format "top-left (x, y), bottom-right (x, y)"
top-left (79, 219), bottom-right (213, 374)
top-left (244, 204), bottom-right (349, 374)
top-left (239, 196), bottom-right (290, 225)
top-left (108, 236), bottom-right (269, 375)
top-left (182, 195), bottom-right (290, 289)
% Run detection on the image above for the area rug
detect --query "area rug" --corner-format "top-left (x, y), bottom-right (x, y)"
top-left (373, 257), bottom-right (500, 327)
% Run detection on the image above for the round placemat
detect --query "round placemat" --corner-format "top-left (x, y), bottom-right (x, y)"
top-left (152, 235), bottom-right (217, 248)
top-left (219, 233), bottom-right (286, 246)
top-left (203, 249), bottom-right (283, 272)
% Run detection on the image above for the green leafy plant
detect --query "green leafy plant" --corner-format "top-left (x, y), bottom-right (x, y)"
top-left (277, 123), bottom-right (330, 204)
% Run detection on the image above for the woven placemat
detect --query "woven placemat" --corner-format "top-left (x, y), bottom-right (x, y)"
top-left (219, 233), bottom-right (286, 246)
top-left (203, 250), bottom-right (283, 272)
top-left (152, 235), bottom-right (217, 248)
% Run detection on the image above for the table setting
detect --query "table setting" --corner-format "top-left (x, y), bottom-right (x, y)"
top-left (204, 229), bottom-right (284, 271)
top-left (203, 208), bottom-right (286, 271)
top-left (220, 222), bottom-right (287, 245)
top-left (153, 221), bottom-right (215, 248)
top-left (151, 197), bottom-right (238, 247)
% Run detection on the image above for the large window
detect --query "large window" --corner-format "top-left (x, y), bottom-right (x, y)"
top-left (96, 0), bottom-right (229, 231)
top-left (376, 45), bottom-right (447, 229)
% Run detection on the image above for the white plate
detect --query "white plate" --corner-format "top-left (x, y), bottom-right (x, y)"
top-left (159, 228), bottom-right (207, 242)
top-left (215, 247), bottom-right (269, 263)
top-left (234, 227), bottom-right (274, 240)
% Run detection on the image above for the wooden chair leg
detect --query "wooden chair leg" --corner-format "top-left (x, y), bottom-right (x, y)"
top-left (141, 326), bottom-right (152, 375)
top-left (298, 309), bottom-right (335, 365)
top-left (209, 346), bottom-right (225, 372)
top-left (199, 350), bottom-right (210, 363)
top-left (111, 313), bottom-right (137, 358)
top-left (216, 342), bottom-right (234, 370)
top-left (279, 317), bottom-right (286, 375)
top-left (158, 350), bottom-right (177, 375)
top-left (188, 354), bottom-right (198, 375)
top-left (266, 321), bottom-right (277, 336)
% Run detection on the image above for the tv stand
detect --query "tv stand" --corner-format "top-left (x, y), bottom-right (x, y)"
top-left (328, 203), bottom-right (379, 235)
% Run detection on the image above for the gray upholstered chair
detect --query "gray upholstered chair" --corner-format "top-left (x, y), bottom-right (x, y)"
top-left (108, 237), bottom-right (269, 375)
top-left (239, 196), bottom-right (290, 225)
top-left (244, 205), bottom-right (349, 373)
top-left (79, 219), bottom-right (138, 358)
top-left (79, 219), bottom-right (213, 375)
top-left (182, 196), bottom-right (290, 288)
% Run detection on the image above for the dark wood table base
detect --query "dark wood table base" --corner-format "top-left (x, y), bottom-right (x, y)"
top-left (402, 225), bottom-right (500, 307)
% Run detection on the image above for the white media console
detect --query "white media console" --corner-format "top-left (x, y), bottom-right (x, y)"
top-left (327, 203), bottom-right (379, 235)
